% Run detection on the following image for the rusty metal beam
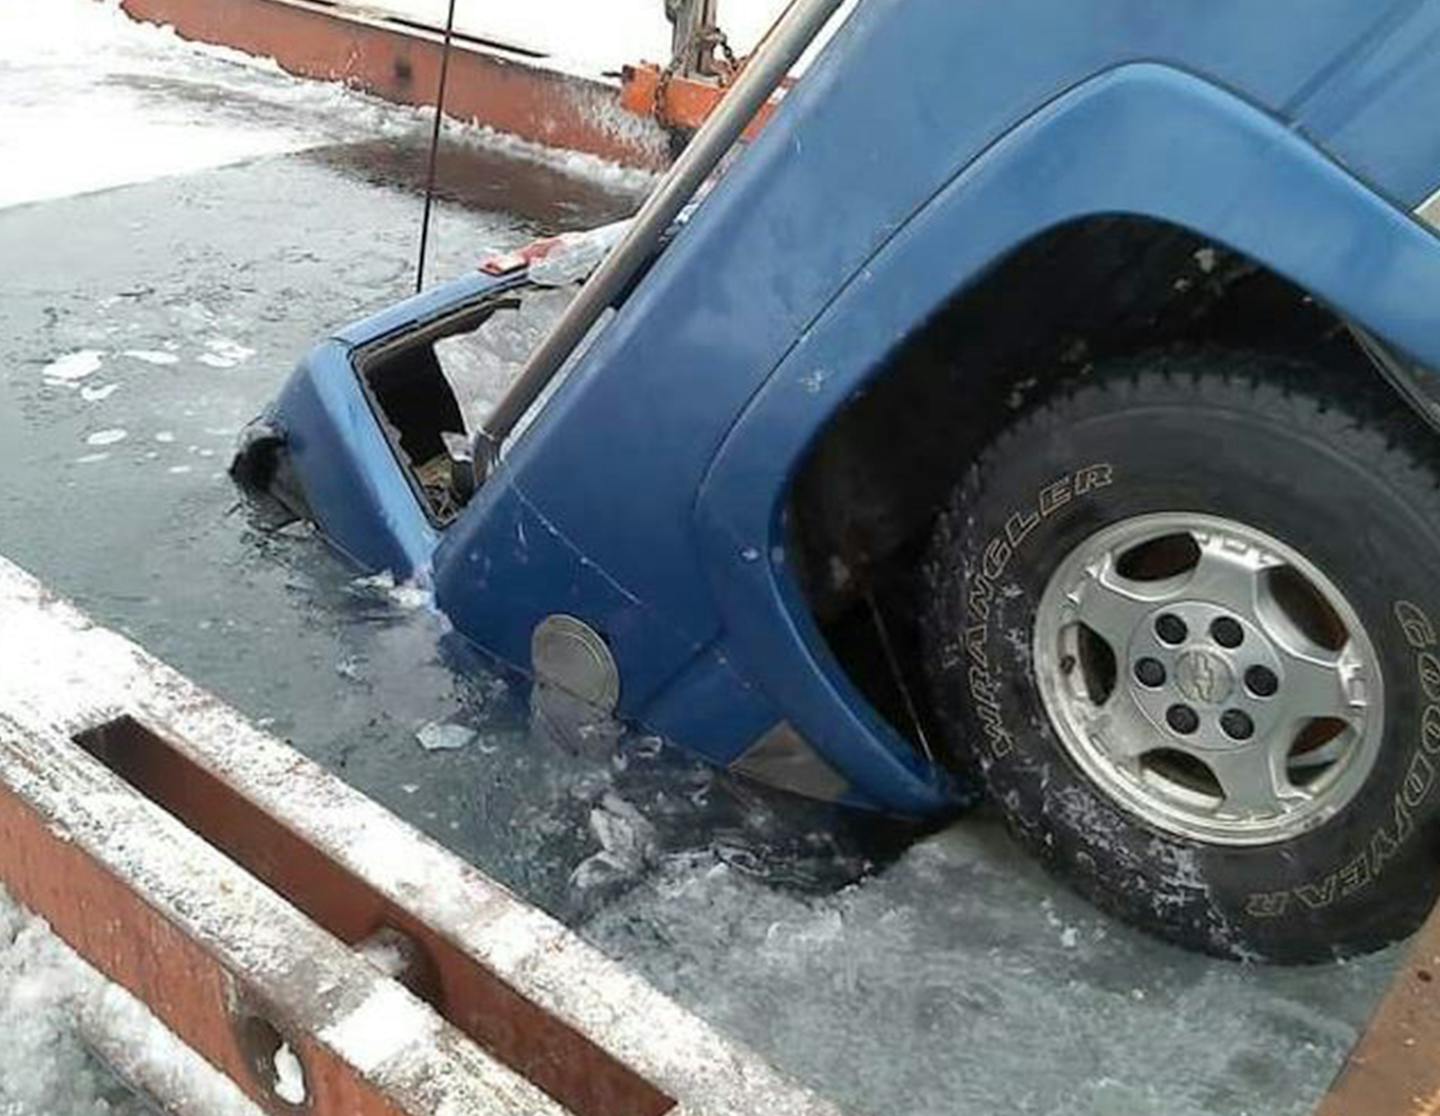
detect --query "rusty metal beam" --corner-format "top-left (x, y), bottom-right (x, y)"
top-left (0, 556), bottom-right (840, 1116)
top-left (618, 63), bottom-right (780, 141)
top-left (119, 0), bottom-right (670, 171)
top-left (1316, 909), bottom-right (1440, 1116)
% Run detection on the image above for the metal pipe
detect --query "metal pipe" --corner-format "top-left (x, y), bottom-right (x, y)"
top-left (475, 0), bottom-right (846, 477)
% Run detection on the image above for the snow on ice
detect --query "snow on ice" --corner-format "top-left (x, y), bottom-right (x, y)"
top-left (0, 887), bottom-right (259, 1116)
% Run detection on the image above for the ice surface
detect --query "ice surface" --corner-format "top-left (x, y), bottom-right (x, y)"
top-left (0, 1), bottom-right (315, 210)
top-left (583, 821), bottom-right (1402, 1116)
top-left (0, 0), bottom-right (655, 214)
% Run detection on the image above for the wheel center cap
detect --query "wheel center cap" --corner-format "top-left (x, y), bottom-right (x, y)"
top-left (1173, 649), bottom-right (1234, 706)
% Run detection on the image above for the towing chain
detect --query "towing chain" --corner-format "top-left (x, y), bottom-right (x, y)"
top-left (654, 20), bottom-right (740, 130)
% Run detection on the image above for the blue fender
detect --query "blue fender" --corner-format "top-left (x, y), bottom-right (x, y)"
top-left (690, 62), bottom-right (1440, 814)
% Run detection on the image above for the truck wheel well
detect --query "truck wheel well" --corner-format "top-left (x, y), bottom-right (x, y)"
top-left (785, 214), bottom-right (1405, 757)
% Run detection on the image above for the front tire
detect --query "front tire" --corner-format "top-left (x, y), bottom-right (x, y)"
top-left (923, 349), bottom-right (1440, 961)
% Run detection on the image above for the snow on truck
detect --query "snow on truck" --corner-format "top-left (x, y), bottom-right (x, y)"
top-left (234, 0), bottom-right (1440, 963)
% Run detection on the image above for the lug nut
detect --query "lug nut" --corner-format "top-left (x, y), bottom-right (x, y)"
top-left (1155, 614), bottom-right (1188, 645)
top-left (1210, 616), bottom-right (1244, 649)
top-left (1134, 657), bottom-right (1167, 687)
top-left (1166, 704), bottom-right (1200, 735)
top-left (1220, 709), bottom-right (1255, 740)
top-left (1245, 665), bottom-right (1279, 698)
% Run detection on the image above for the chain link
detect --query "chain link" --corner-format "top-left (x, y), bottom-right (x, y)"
top-left (653, 19), bottom-right (740, 130)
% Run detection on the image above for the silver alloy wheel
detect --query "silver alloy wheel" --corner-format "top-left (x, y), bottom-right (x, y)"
top-left (1032, 513), bottom-right (1384, 846)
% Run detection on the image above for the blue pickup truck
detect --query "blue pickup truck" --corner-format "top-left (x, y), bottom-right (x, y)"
top-left (235, 1), bottom-right (1440, 963)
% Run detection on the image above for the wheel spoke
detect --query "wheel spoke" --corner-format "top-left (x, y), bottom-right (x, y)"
top-left (1276, 648), bottom-right (1360, 725)
top-left (1182, 533), bottom-right (1272, 614)
top-left (1087, 688), bottom-right (1157, 762)
top-left (1207, 741), bottom-right (1304, 817)
top-left (1067, 557), bottom-right (1166, 649)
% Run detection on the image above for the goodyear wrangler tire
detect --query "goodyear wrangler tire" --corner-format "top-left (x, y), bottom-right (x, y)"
top-left (922, 349), bottom-right (1440, 961)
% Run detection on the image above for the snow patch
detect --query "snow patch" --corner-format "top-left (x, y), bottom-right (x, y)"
top-left (43, 350), bottom-right (103, 382)
top-left (271, 1043), bottom-right (307, 1105)
top-left (0, 887), bottom-right (261, 1116)
top-left (319, 983), bottom-right (438, 1074)
top-left (197, 338), bottom-right (256, 369)
top-left (123, 349), bottom-right (180, 366)
top-left (80, 382), bottom-right (121, 402)
top-left (353, 571), bottom-right (431, 610)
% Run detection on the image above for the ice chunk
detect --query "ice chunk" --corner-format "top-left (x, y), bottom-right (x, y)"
top-left (123, 349), bottom-right (180, 366)
top-left (570, 792), bottom-right (657, 890)
top-left (85, 429), bottom-right (127, 447)
top-left (416, 721), bottom-right (476, 752)
top-left (43, 350), bottom-right (103, 382)
top-left (198, 337), bottom-right (256, 369)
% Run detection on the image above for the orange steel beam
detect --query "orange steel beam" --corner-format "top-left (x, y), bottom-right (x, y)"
top-left (0, 556), bottom-right (840, 1116)
top-left (618, 62), bottom-right (784, 140)
top-left (120, 0), bottom-right (670, 170)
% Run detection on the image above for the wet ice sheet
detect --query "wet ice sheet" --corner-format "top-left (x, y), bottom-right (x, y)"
top-left (585, 820), bottom-right (1398, 1116)
top-left (0, 0), bottom-right (316, 209)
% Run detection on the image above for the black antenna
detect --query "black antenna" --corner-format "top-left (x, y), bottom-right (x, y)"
top-left (416, 0), bottom-right (460, 294)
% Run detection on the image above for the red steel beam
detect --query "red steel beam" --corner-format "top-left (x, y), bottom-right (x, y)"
top-left (120, 0), bottom-right (670, 170)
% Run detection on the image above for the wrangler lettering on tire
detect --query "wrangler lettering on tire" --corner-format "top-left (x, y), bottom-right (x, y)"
top-left (923, 349), bottom-right (1440, 961)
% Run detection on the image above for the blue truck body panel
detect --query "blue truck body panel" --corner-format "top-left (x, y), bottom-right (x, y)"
top-left (250, 2), bottom-right (1440, 816)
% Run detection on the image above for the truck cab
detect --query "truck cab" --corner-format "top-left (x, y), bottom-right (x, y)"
top-left (236, 0), bottom-right (1440, 963)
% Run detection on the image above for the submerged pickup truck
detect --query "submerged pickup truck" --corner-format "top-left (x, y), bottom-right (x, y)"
top-left (235, 0), bottom-right (1440, 963)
